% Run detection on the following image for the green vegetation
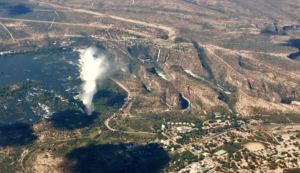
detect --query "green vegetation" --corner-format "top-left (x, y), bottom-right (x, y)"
top-left (285, 168), bottom-right (300, 173)
top-left (24, 148), bottom-right (44, 168)
top-left (261, 132), bottom-right (279, 145)
top-left (0, 102), bottom-right (23, 118)
top-left (192, 41), bottom-right (215, 80)
top-left (217, 91), bottom-right (237, 110)
top-left (250, 112), bottom-right (300, 124)
top-left (158, 33), bottom-right (168, 40)
top-left (29, 92), bottom-right (56, 106)
top-left (128, 44), bottom-right (152, 60)
top-left (200, 22), bottom-right (214, 30)
top-left (0, 81), bottom-right (46, 105)
top-left (214, 143), bottom-right (243, 158)
top-left (0, 147), bottom-right (23, 172)
top-left (174, 37), bottom-right (189, 43)
top-left (166, 151), bottom-right (203, 172)
top-left (93, 78), bottom-right (127, 113)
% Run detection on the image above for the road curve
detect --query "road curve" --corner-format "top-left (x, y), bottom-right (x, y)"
top-left (35, 1), bottom-right (177, 40)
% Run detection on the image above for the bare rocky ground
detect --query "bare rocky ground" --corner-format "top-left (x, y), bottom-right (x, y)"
top-left (1, 0), bottom-right (300, 172)
top-left (0, 0), bottom-right (299, 117)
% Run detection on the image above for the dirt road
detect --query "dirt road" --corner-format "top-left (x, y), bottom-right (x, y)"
top-left (0, 17), bottom-right (153, 39)
top-left (0, 21), bottom-right (15, 42)
top-left (35, 1), bottom-right (177, 40)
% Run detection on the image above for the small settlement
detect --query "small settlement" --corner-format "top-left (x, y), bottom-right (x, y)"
top-left (156, 112), bottom-right (300, 172)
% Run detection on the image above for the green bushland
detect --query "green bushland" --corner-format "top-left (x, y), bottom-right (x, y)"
top-left (0, 81), bottom-right (46, 105)
top-left (0, 102), bottom-right (23, 118)
top-left (0, 146), bottom-right (23, 172)
top-left (192, 41), bottom-right (215, 80)
top-left (174, 37), bottom-right (189, 43)
top-left (128, 44), bottom-right (152, 60)
top-left (250, 110), bottom-right (300, 123)
top-left (166, 151), bottom-right (203, 172)
top-left (254, 131), bottom-right (278, 145)
top-left (217, 91), bottom-right (237, 110)
top-left (29, 92), bottom-right (56, 106)
top-left (200, 22), bottom-right (215, 30)
top-left (93, 78), bottom-right (127, 113)
top-left (284, 168), bottom-right (300, 173)
top-left (214, 143), bottom-right (243, 158)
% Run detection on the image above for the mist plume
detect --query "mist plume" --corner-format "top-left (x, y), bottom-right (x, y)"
top-left (79, 47), bottom-right (109, 115)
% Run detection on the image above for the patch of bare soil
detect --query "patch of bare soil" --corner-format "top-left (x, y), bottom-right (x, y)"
top-left (32, 152), bottom-right (63, 173)
top-left (241, 159), bottom-right (248, 167)
top-left (244, 142), bottom-right (265, 151)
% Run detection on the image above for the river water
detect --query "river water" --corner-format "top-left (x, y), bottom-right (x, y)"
top-left (0, 52), bottom-right (82, 126)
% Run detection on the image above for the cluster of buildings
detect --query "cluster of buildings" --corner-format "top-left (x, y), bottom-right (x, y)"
top-left (161, 122), bottom-right (198, 134)
top-left (179, 159), bottom-right (216, 173)
top-left (166, 122), bottom-right (195, 126)
top-left (190, 148), bottom-right (211, 158)
top-left (201, 119), bottom-right (231, 130)
top-left (171, 126), bottom-right (199, 133)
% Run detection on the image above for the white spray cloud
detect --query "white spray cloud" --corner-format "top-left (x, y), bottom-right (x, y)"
top-left (79, 46), bottom-right (109, 115)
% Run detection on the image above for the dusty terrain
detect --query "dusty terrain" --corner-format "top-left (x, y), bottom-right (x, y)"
top-left (244, 142), bottom-right (265, 151)
top-left (0, 0), bottom-right (299, 118)
top-left (32, 152), bottom-right (63, 173)
top-left (1, 0), bottom-right (300, 171)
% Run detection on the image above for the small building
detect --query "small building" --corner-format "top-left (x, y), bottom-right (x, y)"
top-left (215, 149), bottom-right (227, 156)
top-left (161, 124), bottom-right (166, 131)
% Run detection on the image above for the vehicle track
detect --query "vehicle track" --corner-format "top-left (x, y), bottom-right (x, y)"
top-left (0, 21), bottom-right (15, 43)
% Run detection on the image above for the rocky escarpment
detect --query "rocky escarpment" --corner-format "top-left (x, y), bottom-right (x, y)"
top-left (138, 66), bottom-right (181, 109)
top-left (165, 67), bottom-right (231, 114)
